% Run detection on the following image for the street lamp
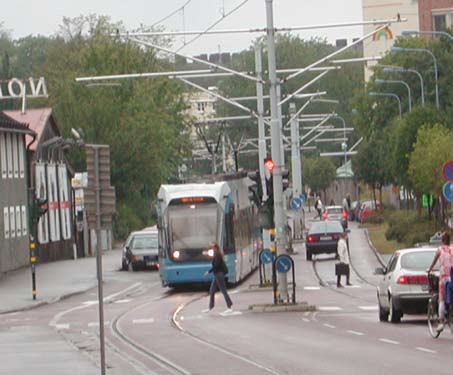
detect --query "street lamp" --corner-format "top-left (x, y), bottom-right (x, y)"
top-left (382, 65), bottom-right (425, 107)
top-left (402, 30), bottom-right (453, 41)
top-left (391, 46), bottom-right (439, 108)
top-left (375, 79), bottom-right (412, 112)
top-left (368, 92), bottom-right (402, 119)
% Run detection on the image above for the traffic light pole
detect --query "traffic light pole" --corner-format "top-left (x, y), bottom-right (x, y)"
top-left (265, 0), bottom-right (288, 302)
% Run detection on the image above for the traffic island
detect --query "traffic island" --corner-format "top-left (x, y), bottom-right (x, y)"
top-left (248, 301), bottom-right (316, 313)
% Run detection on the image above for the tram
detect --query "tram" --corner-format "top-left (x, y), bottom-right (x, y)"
top-left (156, 172), bottom-right (260, 288)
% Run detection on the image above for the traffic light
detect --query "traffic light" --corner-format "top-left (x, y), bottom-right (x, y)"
top-left (36, 197), bottom-right (48, 219)
top-left (247, 170), bottom-right (263, 206)
top-left (264, 158), bottom-right (275, 172)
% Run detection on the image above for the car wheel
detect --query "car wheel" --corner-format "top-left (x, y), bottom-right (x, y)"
top-left (306, 250), bottom-right (312, 261)
top-left (389, 295), bottom-right (402, 323)
top-left (378, 298), bottom-right (389, 322)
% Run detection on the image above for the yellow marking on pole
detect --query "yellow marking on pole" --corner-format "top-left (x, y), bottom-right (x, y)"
top-left (30, 256), bottom-right (37, 263)
top-left (30, 242), bottom-right (36, 250)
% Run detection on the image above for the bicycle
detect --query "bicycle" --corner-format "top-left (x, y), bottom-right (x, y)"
top-left (427, 271), bottom-right (453, 338)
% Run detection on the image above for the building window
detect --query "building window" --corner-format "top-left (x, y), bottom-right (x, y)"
top-left (197, 102), bottom-right (207, 113)
top-left (432, 9), bottom-right (453, 32)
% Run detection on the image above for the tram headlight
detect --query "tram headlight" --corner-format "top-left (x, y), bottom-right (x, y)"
top-left (172, 250), bottom-right (180, 259)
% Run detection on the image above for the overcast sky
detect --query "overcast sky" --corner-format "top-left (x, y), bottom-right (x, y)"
top-left (4, 0), bottom-right (363, 55)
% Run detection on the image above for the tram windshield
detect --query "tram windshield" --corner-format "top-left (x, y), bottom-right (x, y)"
top-left (167, 202), bottom-right (218, 251)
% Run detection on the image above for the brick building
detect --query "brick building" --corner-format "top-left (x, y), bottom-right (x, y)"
top-left (418, 0), bottom-right (453, 31)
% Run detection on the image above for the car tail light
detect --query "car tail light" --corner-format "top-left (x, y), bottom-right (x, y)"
top-left (397, 275), bottom-right (428, 284)
top-left (156, 263), bottom-right (160, 269)
top-left (322, 211), bottom-right (328, 219)
top-left (342, 209), bottom-right (348, 218)
top-left (307, 235), bottom-right (318, 242)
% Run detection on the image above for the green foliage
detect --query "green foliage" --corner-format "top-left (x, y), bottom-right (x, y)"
top-left (385, 210), bottom-right (435, 246)
top-left (362, 211), bottom-right (385, 224)
top-left (303, 157), bottom-right (336, 194)
top-left (408, 124), bottom-right (453, 195)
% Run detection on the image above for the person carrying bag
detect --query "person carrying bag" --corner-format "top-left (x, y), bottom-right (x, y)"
top-left (336, 232), bottom-right (351, 288)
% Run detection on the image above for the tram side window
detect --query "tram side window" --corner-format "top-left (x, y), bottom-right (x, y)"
top-left (158, 227), bottom-right (167, 258)
top-left (225, 208), bottom-right (235, 253)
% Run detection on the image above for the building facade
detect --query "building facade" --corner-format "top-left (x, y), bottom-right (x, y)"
top-left (418, 0), bottom-right (453, 31)
top-left (0, 114), bottom-right (35, 274)
top-left (362, 0), bottom-right (420, 79)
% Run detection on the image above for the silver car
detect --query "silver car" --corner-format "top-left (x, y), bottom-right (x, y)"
top-left (122, 229), bottom-right (159, 271)
top-left (375, 247), bottom-right (437, 323)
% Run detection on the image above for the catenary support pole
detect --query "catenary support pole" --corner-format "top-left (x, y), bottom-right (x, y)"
top-left (265, 0), bottom-right (288, 302)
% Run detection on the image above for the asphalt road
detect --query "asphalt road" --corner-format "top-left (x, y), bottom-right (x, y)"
top-left (1, 220), bottom-right (452, 375)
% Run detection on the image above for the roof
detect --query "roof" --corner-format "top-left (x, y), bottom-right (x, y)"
top-left (0, 113), bottom-right (34, 134)
top-left (157, 182), bottom-right (231, 207)
top-left (336, 160), bottom-right (354, 178)
top-left (2, 108), bottom-right (57, 150)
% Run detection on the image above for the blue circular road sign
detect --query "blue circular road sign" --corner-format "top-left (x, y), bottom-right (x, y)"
top-left (299, 193), bottom-right (306, 203)
top-left (290, 197), bottom-right (302, 210)
top-left (260, 249), bottom-right (274, 264)
top-left (275, 254), bottom-right (292, 273)
top-left (443, 181), bottom-right (453, 202)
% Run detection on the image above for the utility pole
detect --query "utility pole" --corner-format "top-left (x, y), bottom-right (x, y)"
top-left (290, 103), bottom-right (302, 197)
top-left (265, 0), bottom-right (288, 302)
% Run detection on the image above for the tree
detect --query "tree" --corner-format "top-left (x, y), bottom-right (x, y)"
top-left (303, 157), bottom-right (336, 202)
top-left (408, 124), bottom-right (453, 222)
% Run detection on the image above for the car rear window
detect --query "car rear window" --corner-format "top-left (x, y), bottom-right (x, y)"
top-left (310, 221), bottom-right (343, 234)
top-left (131, 234), bottom-right (158, 249)
top-left (400, 251), bottom-right (436, 270)
top-left (327, 208), bottom-right (342, 214)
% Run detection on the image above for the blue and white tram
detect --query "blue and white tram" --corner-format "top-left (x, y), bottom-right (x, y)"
top-left (156, 175), bottom-right (260, 287)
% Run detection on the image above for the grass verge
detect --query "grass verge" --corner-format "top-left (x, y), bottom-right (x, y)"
top-left (364, 223), bottom-right (400, 255)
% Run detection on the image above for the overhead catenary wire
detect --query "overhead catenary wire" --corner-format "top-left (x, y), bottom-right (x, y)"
top-left (151, 0), bottom-right (192, 28)
top-left (176, 0), bottom-right (249, 53)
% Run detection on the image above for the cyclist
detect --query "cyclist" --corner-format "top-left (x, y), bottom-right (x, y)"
top-left (427, 231), bottom-right (453, 332)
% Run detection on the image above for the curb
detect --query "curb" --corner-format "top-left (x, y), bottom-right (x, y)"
top-left (364, 228), bottom-right (386, 267)
top-left (248, 301), bottom-right (316, 313)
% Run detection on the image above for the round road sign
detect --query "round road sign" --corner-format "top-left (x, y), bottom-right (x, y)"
top-left (443, 181), bottom-right (453, 202)
top-left (443, 160), bottom-right (453, 181)
top-left (290, 197), bottom-right (302, 210)
top-left (260, 249), bottom-right (274, 264)
top-left (275, 254), bottom-right (292, 273)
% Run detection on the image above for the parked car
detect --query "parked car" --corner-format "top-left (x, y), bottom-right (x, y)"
top-left (322, 205), bottom-right (348, 229)
top-left (121, 229), bottom-right (159, 271)
top-left (305, 220), bottom-right (347, 261)
top-left (358, 199), bottom-right (381, 223)
top-left (375, 247), bottom-right (437, 323)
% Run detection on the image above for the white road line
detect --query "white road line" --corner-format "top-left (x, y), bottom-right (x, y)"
top-left (132, 318), bottom-right (155, 324)
top-left (379, 338), bottom-right (399, 345)
top-left (416, 347), bottom-right (436, 354)
top-left (304, 286), bottom-right (321, 290)
top-left (55, 324), bottom-right (70, 330)
top-left (323, 323), bottom-right (336, 329)
top-left (302, 318), bottom-right (310, 323)
top-left (88, 321), bottom-right (110, 327)
top-left (347, 330), bottom-right (365, 336)
top-left (318, 306), bottom-right (342, 311)
top-left (115, 299), bottom-right (132, 304)
top-left (358, 305), bottom-right (378, 311)
top-left (345, 284), bottom-right (360, 288)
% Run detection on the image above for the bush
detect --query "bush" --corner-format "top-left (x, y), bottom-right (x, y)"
top-left (362, 212), bottom-right (385, 224)
top-left (385, 210), bottom-right (435, 246)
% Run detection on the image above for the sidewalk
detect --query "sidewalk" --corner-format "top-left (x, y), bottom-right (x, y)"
top-left (0, 248), bottom-right (122, 314)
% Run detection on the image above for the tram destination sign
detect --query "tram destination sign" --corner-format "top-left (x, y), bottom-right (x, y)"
top-left (0, 77), bottom-right (48, 100)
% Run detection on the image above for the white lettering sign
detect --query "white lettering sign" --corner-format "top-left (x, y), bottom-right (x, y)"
top-left (0, 77), bottom-right (48, 100)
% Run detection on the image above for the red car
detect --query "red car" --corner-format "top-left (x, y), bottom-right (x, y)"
top-left (358, 200), bottom-right (381, 223)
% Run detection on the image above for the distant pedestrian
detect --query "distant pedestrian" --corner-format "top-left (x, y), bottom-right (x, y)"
top-left (314, 196), bottom-right (323, 220)
top-left (203, 242), bottom-right (233, 314)
top-left (329, 198), bottom-right (335, 206)
top-left (343, 194), bottom-right (351, 218)
top-left (336, 232), bottom-right (351, 288)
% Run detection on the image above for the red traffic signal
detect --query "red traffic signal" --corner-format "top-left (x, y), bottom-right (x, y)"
top-left (264, 158), bottom-right (275, 172)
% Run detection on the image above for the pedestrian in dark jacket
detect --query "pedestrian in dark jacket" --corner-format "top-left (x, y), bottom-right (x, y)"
top-left (203, 242), bottom-right (233, 313)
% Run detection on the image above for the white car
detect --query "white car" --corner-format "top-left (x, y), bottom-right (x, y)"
top-left (375, 247), bottom-right (437, 323)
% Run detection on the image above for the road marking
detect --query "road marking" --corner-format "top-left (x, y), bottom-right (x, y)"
top-left (55, 324), bottom-right (70, 330)
top-left (347, 330), bottom-right (365, 336)
top-left (88, 321), bottom-right (110, 327)
top-left (302, 318), bottom-right (310, 323)
top-left (115, 299), bottom-right (132, 304)
top-left (219, 311), bottom-right (242, 317)
top-left (304, 286), bottom-right (321, 290)
top-left (323, 323), bottom-right (336, 329)
top-left (379, 338), bottom-right (399, 345)
top-left (416, 347), bottom-right (436, 354)
top-left (132, 318), bottom-right (155, 324)
top-left (83, 300), bottom-right (98, 305)
top-left (318, 306), bottom-right (342, 311)
top-left (345, 284), bottom-right (360, 288)
top-left (358, 305), bottom-right (378, 311)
